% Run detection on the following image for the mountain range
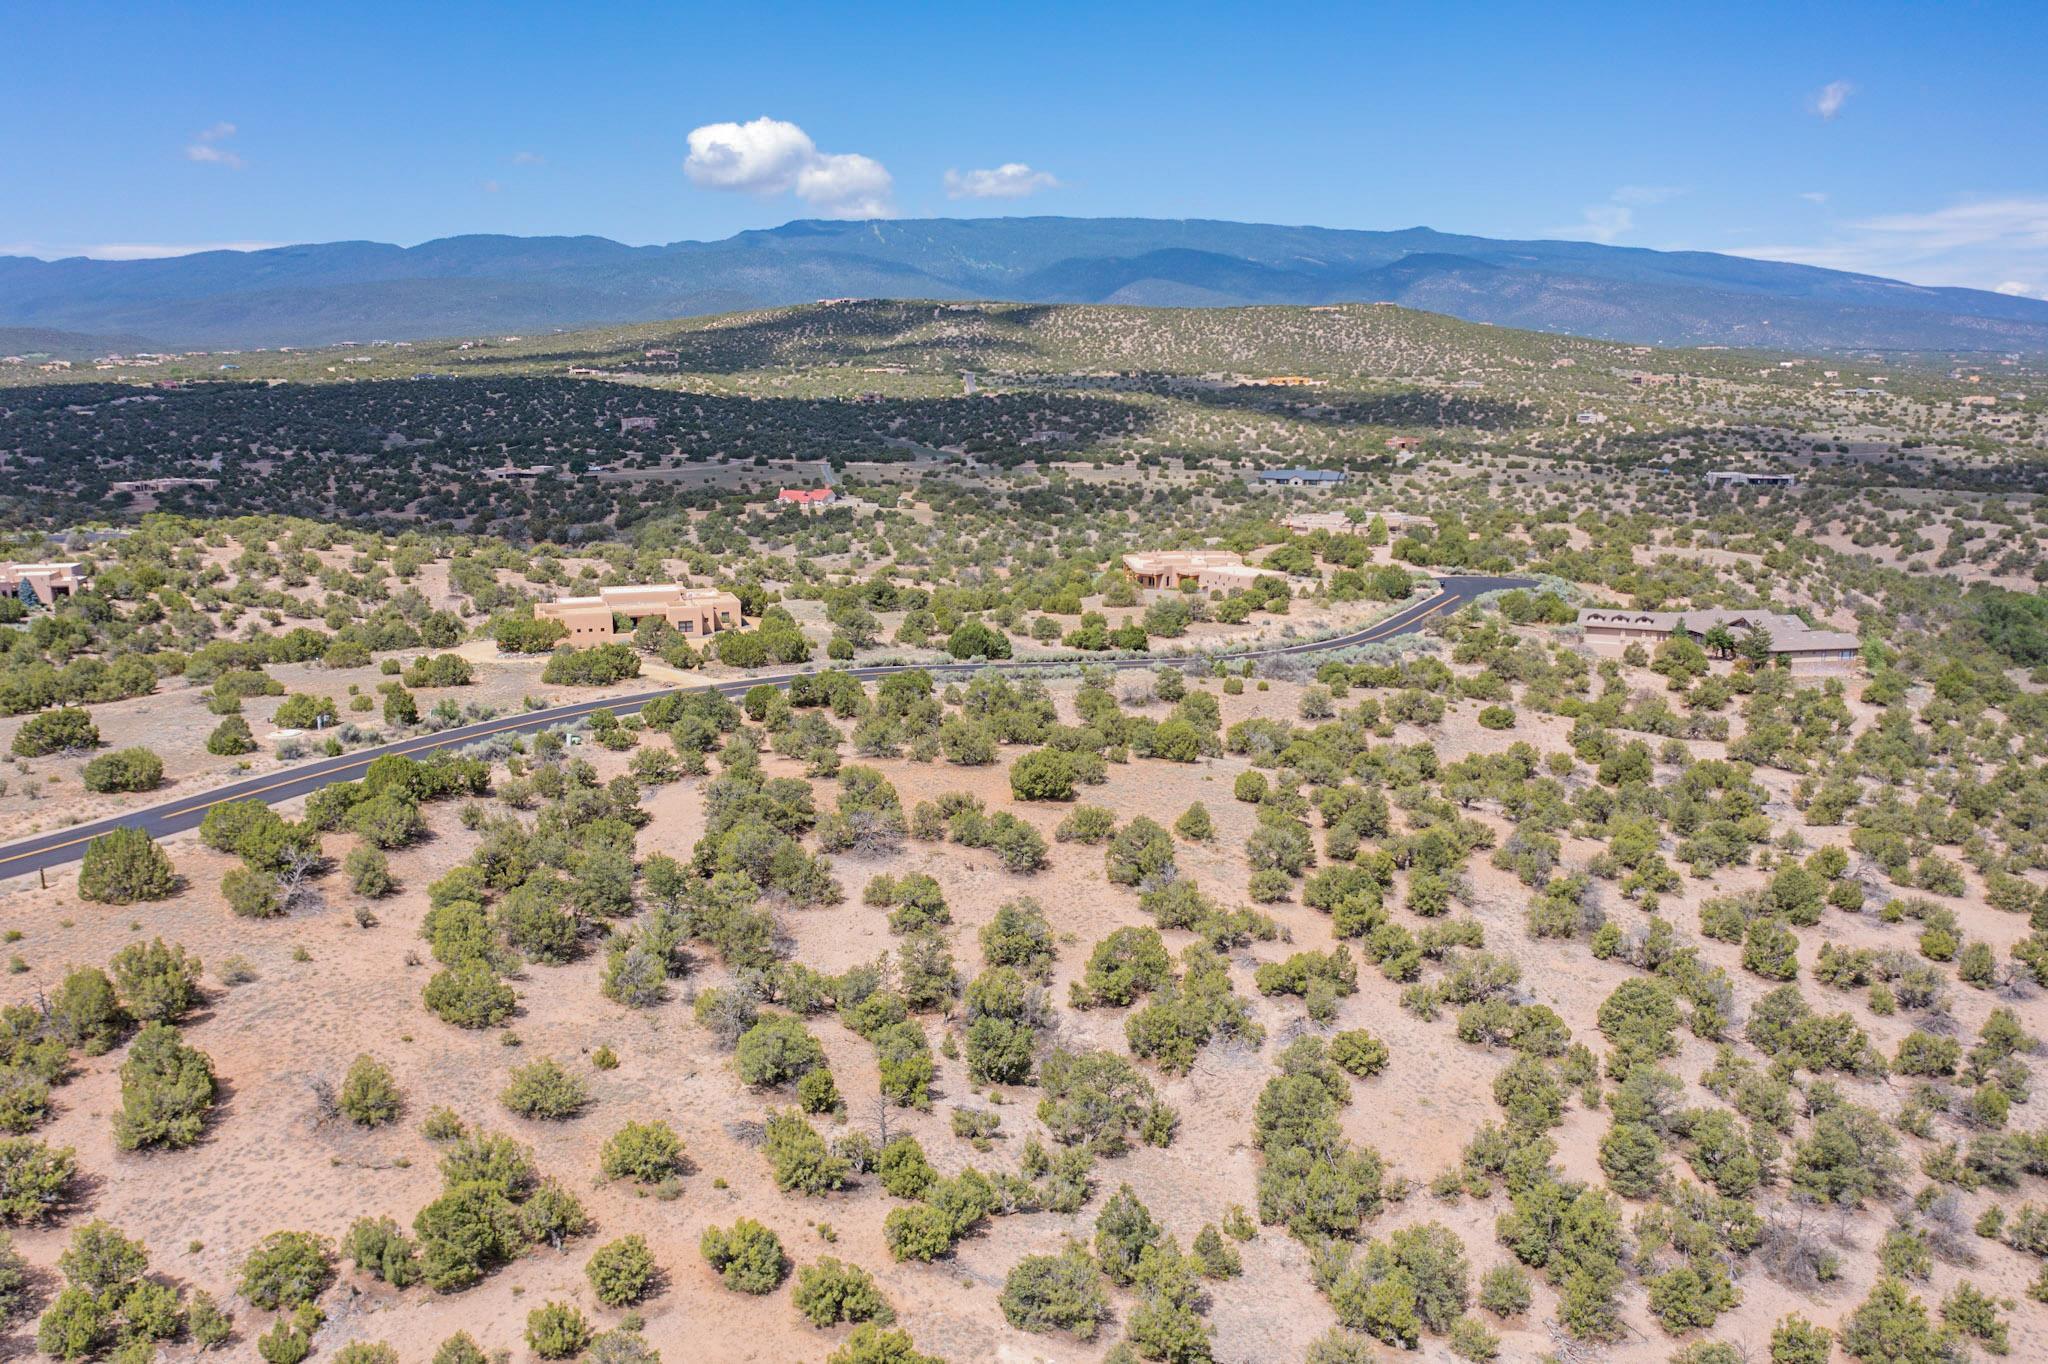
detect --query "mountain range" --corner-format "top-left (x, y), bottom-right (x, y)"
top-left (4, 216), bottom-right (2045, 354)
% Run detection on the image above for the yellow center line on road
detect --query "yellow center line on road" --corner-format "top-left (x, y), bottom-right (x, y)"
top-left (0, 580), bottom-right (1484, 871)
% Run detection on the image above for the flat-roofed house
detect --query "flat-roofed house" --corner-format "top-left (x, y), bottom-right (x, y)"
top-left (1704, 470), bottom-right (1797, 489)
top-left (535, 584), bottom-right (744, 643)
top-left (0, 561), bottom-right (88, 607)
top-left (1122, 550), bottom-right (1267, 593)
top-left (1576, 607), bottom-right (1859, 672)
top-left (1255, 468), bottom-right (1347, 486)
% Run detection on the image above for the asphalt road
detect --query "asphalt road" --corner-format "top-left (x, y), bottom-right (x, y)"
top-left (0, 574), bottom-right (1529, 878)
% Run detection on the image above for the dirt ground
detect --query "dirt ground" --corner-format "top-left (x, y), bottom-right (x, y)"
top-left (3, 656), bottom-right (2044, 1362)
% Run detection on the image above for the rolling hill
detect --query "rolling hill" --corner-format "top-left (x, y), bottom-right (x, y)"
top-left (3, 216), bottom-right (2045, 353)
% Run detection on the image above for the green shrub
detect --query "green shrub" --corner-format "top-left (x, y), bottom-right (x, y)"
top-left (78, 828), bottom-right (177, 904)
top-left (1769, 1314), bottom-right (1832, 1364)
top-left (877, 1136), bottom-right (936, 1199)
top-left (222, 866), bottom-right (283, 919)
top-left (734, 1014), bottom-right (827, 1088)
top-left (333, 1346), bottom-right (400, 1364)
top-left (12, 707), bottom-right (99, 757)
top-left (1093, 1184), bottom-right (1162, 1286)
top-left (525, 1301), bottom-right (593, 1359)
top-left (432, 1334), bottom-right (488, 1364)
top-left (237, 1230), bottom-right (336, 1310)
top-left (424, 961), bottom-right (516, 1027)
top-left (81, 747), bottom-right (163, 793)
top-left (0, 1137), bottom-right (77, 1224)
top-left (999, 1245), bottom-right (1109, 1339)
top-left (341, 1215), bottom-right (421, 1287)
top-left (344, 845), bottom-right (393, 897)
top-left (700, 1218), bottom-right (787, 1294)
top-left (1840, 1277), bottom-right (1955, 1364)
top-left (339, 1055), bottom-right (402, 1126)
top-left (49, 965), bottom-right (128, 1055)
top-left (109, 938), bottom-right (201, 1022)
top-left (1009, 748), bottom-right (1077, 801)
top-left (763, 1109), bottom-right (849, 1194)
top-left (113, 1023), bottom-right (216, 1150)
top-left (206, 715), bottom-right (257, 755)
top-left (827, 1324), bottom-right (944, 1364)
top-left (600, 1119), bottom-right (684, 1184)
top-left (585, 1234), bottom-right (657, 1307)
top-left (795, 1256), bottom-right (894, 1326)
top-left (1036, 1048), bottom-right (1171, 1155)
top-left (500, 1058), bottom-right (590, 1120)
top-left (1329, 1030), bottom-right (1390, 1078)
top-left (1054, 804), bottom-right (1117, 843)
top-left (1477, 1263), bottom-right (1532, 1318)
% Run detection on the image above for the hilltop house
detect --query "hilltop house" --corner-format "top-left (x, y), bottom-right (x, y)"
top-left (1704, 471), bottom-right (1797, 489)
top-left (1122, 550), bottom-right (1267, 593)
top-left (777, 488), bottom-right (837, 509)
top-left (1255, 468), bottom-right (1347, 487)
top-left (0, 561), bottom-right (90, 607)
top-left (535, 584), bottom-right (743, 643)
top-left (1576, 607), bottom-right (1859, 672)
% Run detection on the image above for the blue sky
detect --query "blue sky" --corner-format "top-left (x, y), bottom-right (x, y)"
top-left (4, 0), bottom-right (2046, 294)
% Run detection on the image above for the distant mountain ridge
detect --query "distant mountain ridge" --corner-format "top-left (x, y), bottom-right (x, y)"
top-left (3, 216), bottom-right (2044, 353)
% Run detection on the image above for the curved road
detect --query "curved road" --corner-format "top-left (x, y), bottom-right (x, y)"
top-left (0, 574), bottom-right (1529, 878)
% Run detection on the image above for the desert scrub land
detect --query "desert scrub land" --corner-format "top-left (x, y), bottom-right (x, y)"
top-left (0, 298), bottom-right (2046, 1362)
top-left (2, 596), bottom-right (2048, 1362)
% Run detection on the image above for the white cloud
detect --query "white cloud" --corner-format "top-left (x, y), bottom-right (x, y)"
top-left (1811, 80), bottom-right (1854, 120)
top-left (1800, 191), bottom-right (1829, 205)
top-left (1725, 196), bottom-right (2048, 293)
top-left (184, 122), bottom-right (244, 169)
top-left (684, 117), bottom-right (893, 218)
top-left (510, 151), bottom-right (544, 166)
top-left (944, 163), bottom-right (1060, 200)
top-left (8, 241), bottom-right (287, 261)
top-left (1551, 186), bottom-right (1687, 244)
top-left (1611, 185), bottom-right (1684, 207)
top-left (1565, 204), bottom-right (1634, 244)
top-left (1995, 281), bottom-right (2035, 296)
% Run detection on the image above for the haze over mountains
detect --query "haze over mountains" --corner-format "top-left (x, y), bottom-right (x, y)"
top-left (4, 215), bottom-right (2046, 354)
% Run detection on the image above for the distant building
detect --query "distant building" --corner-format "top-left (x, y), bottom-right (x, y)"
top-left (619, 415), bottom-right (657, 433)
top-left (0, 562), bottom-right (89, 607)
top-left (1704, 471), bottom-right (1796, 489)
top-left (1384, 436), bottom-right (1424, 451)
top-left (1575, 411), bottom-right (1607, 426)
top-left (1576, 607), bottom-right (1859, 672)
top-left (777, 488), bottom-right (837, 509)
top-left (535, 584), bottom-right (744, 643)
top-left (1255, 468), bottom-right (1347, 486)
top-left (1122, 551), bottom-right (1267, 593)
top-left (110, 477), bottom-right (218, 495)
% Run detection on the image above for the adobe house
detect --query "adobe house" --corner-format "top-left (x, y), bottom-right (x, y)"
top-left (535, 584), bottom-right (743, 643)
top-left (1121, 550), bottom-right (1267, 593)
top-left (0, 561), bottom-right (89, 608)
top-left (1576, 607), bottom-right (1860, 672)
